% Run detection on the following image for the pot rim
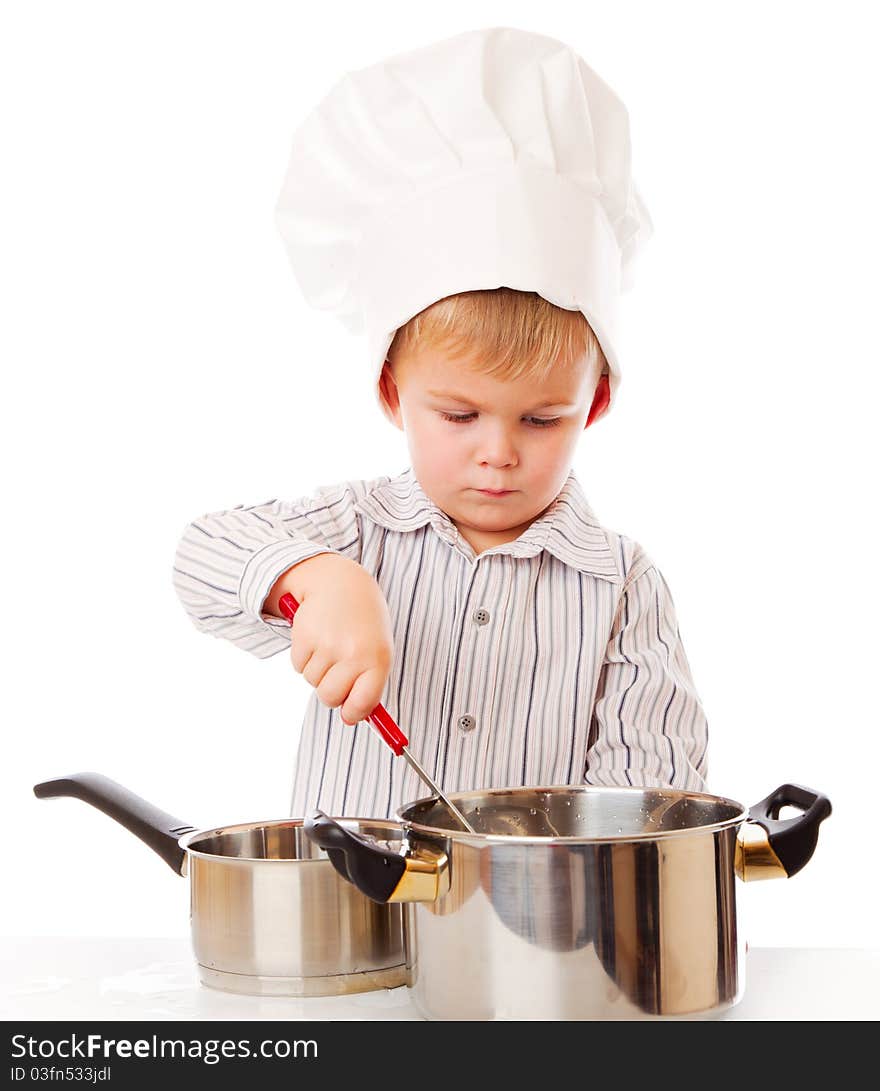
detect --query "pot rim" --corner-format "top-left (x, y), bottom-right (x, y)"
top-left (397, 784), bottom-right (749, 844)
top-left (178, 815), bottom-right (405, 863)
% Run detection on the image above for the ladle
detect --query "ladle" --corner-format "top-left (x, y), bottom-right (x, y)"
top-left (278, 592), bottom-right (475, 833)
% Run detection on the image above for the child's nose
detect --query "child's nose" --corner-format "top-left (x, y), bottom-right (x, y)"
top-left (477, 424), bottom-right (519, 468)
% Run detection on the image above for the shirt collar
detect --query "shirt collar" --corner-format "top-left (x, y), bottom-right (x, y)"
top-left (354, 467), bottom-right (621, 584)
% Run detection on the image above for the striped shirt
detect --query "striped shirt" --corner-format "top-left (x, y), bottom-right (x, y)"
top-left (173, 467), bottom-right (709, 818)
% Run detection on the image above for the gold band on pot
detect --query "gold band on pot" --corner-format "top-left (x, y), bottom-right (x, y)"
top-left (388, 844), bottom-right (450, 903)
top-left (734, 823), bottom-right (788, 881)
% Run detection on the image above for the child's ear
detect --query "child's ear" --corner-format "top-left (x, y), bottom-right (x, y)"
top-left (585, 372), bottom-right (611, 428)
top-left (378, 361), bottom-right (404, 429)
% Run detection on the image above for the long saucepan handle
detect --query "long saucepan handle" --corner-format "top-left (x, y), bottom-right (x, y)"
top-left (33, 772), bottom-right (197, 876)
top-left (736, 783), bottom-right (831, 881)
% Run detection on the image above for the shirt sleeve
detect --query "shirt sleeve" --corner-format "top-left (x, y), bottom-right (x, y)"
top-left (171, 480), bottom-right (364, 660)
top-left (585, 551), bottom-right (710, 792)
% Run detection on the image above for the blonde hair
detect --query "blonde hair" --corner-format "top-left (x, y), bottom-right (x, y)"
top-left (386, 287), bottom-right (607, 383)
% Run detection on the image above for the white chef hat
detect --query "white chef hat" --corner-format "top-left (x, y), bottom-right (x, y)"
top-left (274, 26), bottom-right (653, 414)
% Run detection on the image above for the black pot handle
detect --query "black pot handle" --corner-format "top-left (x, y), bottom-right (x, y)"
top-left (748, 783), bottom-right (831, 877)
top-left (33, 773), bottom-right (197, 876)
top-left (304, 809), bottom-right (406, 903)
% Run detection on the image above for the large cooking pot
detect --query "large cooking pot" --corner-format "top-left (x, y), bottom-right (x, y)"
top-left (305, 782), bottom-right (831, 1019)
top-left (33, 773), bottom-right (406, 996)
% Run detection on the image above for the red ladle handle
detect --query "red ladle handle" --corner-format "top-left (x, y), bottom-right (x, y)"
top-left (277, 592), bottom-right (408, 757)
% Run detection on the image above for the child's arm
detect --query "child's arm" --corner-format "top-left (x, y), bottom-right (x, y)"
top-left (585, 552), bottom-right (709, 792)
top-left (173, 480), bottom-right (364, 660)
top-left (172, 478), bottom-right (394, 725)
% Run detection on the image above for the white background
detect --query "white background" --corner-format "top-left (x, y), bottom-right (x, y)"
top-left (3, 0), bottom-right (876, 952)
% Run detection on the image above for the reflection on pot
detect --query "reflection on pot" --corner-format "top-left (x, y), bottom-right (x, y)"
top-left (475, 831), bottom-right (738, 1014)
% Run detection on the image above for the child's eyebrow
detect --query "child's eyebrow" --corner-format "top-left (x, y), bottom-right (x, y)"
top-left (427, 389), bottom-right (574, 411)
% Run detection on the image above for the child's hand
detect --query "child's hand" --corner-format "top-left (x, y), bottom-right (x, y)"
top-left (265, 553), bottom-right (394, 725)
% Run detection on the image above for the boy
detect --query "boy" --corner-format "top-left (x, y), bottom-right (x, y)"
top-left (173, 28), bottom-right (709, 818)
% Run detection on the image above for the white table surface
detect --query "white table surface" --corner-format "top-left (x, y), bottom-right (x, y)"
top-left (2, 938), bottom-right (877, 1021)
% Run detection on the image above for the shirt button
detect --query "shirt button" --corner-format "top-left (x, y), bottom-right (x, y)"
top-left (457, 714), bottom-right (477, 733)
top-left (473, 608), bottom-right (490, 626)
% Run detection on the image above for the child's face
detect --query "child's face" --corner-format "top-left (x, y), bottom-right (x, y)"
top-left (379, 344), bottom-right (603, 553)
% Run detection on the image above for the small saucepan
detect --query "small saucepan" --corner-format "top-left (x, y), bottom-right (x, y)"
top-left (33, 773), bottom-right (406, 996)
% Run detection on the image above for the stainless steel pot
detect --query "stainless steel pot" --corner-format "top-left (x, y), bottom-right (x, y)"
top-left (305, 782), bottom-right (831, 1019)
top-left (33, 773), bottom-right (406, 996)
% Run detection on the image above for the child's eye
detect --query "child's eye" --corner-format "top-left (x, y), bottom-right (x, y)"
top-left (439, 412), bottom-right (477, 423)
top-left (439, 412), bottom-right (562, 428)
top-left (525, 417), bottom-right (562, 428)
